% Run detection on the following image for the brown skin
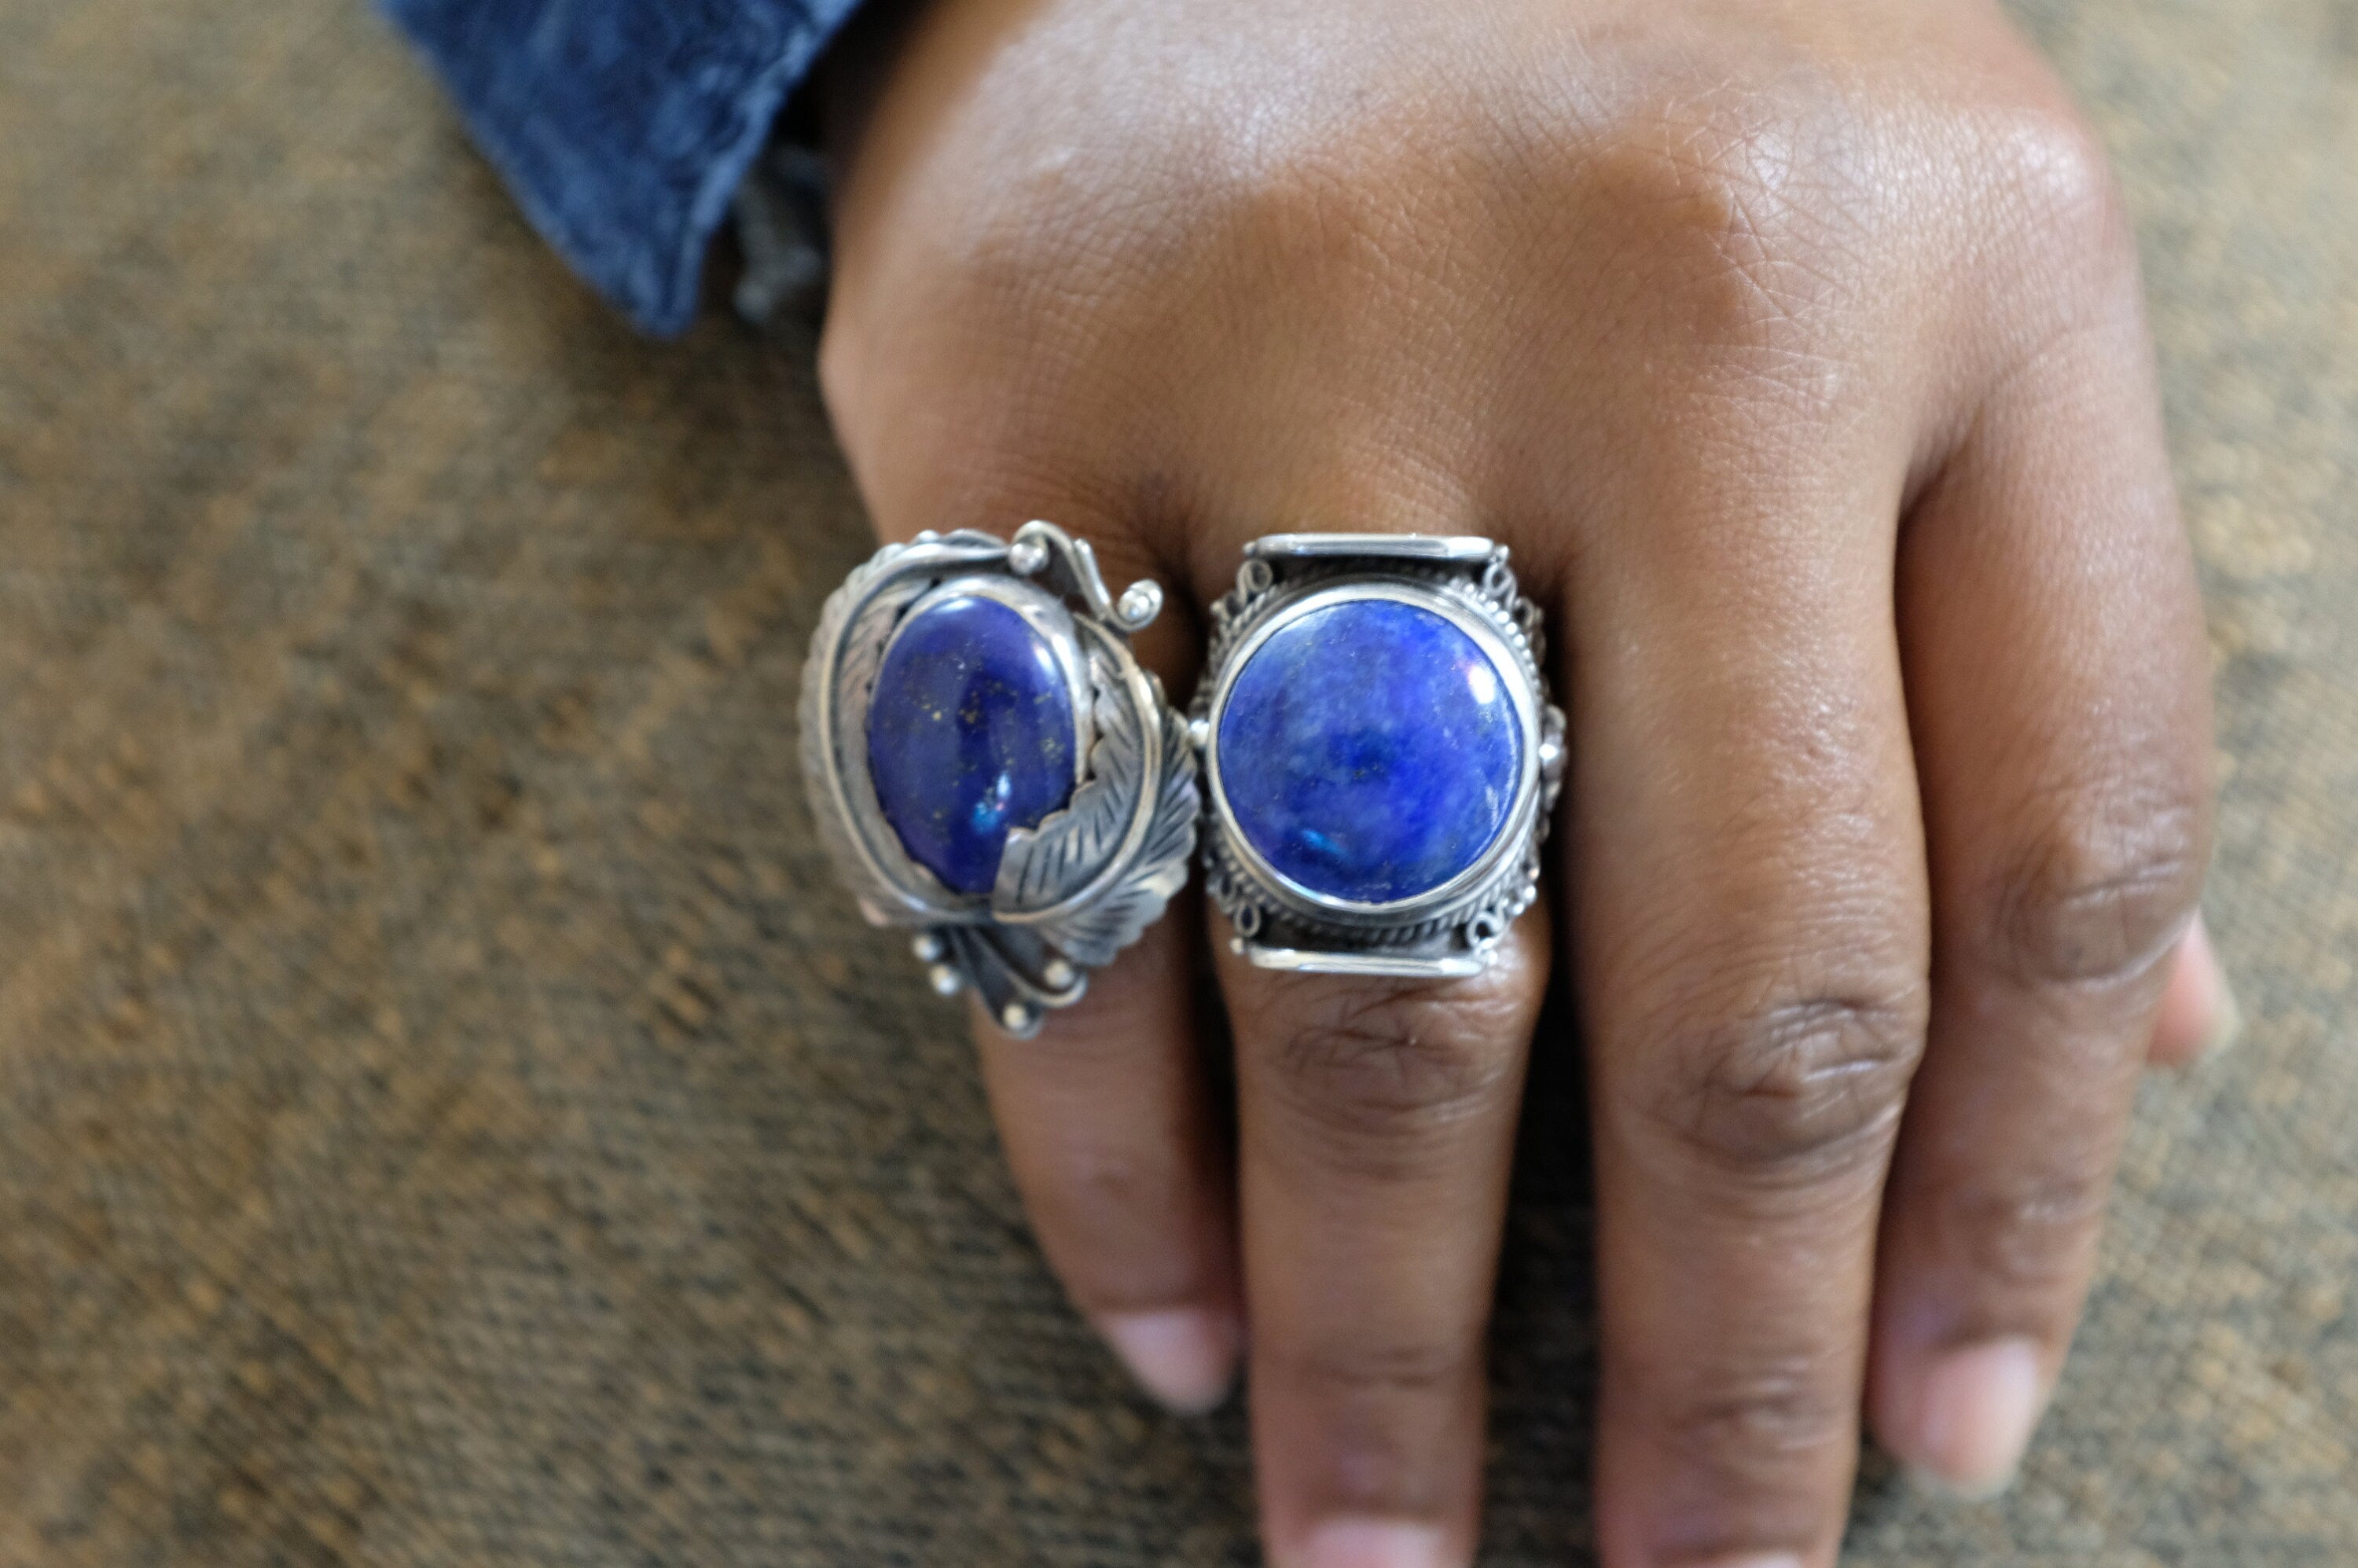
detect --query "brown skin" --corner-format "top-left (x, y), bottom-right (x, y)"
top-left (813, 1), bottom-right (2221, 1563)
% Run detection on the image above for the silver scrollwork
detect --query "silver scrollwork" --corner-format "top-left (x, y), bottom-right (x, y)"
top-left (799, 522), bottom-right (1198, 1036)
top-left (1193, 534), bottom-right (1566, 979)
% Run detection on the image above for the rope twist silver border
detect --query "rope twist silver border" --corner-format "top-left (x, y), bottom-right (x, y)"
top-left (799, 522), bottom-right (1199, 1036)
top-left (1191, 534), bottom-right (1566, 979)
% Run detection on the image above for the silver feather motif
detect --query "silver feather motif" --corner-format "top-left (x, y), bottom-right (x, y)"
top-left (800, 523), bottom-right (1194, 1033)
top-left (798, 536), bottom-right (998, 925)
top-left (825, 576), bottom-right (936, 912)
top-left (994, 649), bottom-right (1197, 968)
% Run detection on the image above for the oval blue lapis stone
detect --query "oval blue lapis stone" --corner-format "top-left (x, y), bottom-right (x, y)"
top-left (1217, 599), bottom-right (1522, 905)
top-left (865, 595), bottom-right (1078, 896)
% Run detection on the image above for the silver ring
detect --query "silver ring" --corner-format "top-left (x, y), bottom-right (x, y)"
top-left (799, 522), bottom-right (1199, 1036)
top-left (1192, 534), bottom-right (1565, 979)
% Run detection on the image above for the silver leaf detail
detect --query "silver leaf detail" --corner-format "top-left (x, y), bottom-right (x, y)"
top-left (994, 650), bottom-right (1140, 909)
top-left (798, 541), bottom-right (970, 924)
top-left (994, 651), bottom-right (1197, 968)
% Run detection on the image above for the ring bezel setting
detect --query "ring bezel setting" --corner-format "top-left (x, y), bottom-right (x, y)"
top-left (799, 522), bottom-right (1198, 1036)
top-left (1194, 534), bottom-right (1565, 979)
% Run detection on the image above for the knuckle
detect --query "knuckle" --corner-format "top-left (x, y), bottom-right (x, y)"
top-left (1626, 967), bottom-right (1926, 1185)
top-left (1202, 64), bottom-right (1897, 355)
top-left (1254, 975), bottom-right (1530, 1156)
top-left (1938, 95), bottom-right (2142, 367)
top-left (1636, 1346), bottom-right (1856, 1482)
top-left (1051, 1135), bottom-right (1161, 1221)
top-left (1283, 1333), bottom-right (1474, 1405)
top-left (1262, 1334), bottom-right (1477, 1514)
top-left (1218, 134), bottom-right (1398, 263)
top-left (814, 326), bottom-right (857, 424)
top-left (1578, 82), bottom-right (1887, 349)
top-left (1970, 100), bottom-right (2135, 269)
top-left (1994, 781), bottom-right (2209, 988)
top-left (1942, 1164), bottom-right (2112, 1295)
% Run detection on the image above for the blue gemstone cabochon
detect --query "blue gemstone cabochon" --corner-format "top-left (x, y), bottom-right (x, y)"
top-left (1216, 597), bottom-right (1524, 905)
top-left (865, 594), bottom-right (1079, 896)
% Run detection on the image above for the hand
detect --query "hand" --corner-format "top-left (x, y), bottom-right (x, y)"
top-left (812, 1), bottom-right (2226, 1562)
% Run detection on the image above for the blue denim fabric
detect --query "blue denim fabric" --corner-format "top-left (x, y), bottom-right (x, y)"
top-left (382, 0), bottom-right (866, 334)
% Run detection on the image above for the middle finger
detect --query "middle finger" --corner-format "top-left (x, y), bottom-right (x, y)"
top-left (1190, 523), bottom-right (1558, 1568)
top-left (1220, 923), bottom-right (1548, 1568)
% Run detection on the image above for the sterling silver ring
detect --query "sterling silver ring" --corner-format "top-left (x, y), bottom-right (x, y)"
top-left (1193, 534), bottom-right (1565, 979)
top-left (799, 522), bottom-right (1199, 1036)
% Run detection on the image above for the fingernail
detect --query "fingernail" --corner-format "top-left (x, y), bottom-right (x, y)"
top-left (1096, 1308), bottom-right (1240, 1416)
top-left (2202, 966), bottom-right (2246, 1059)
top-left (1295, 1518), bottom-right (1453, 1568)
top-left (2180, 913), bottom-right (2245, 1062)
top-left (1904, 1337), bottom-right (2046, 1499)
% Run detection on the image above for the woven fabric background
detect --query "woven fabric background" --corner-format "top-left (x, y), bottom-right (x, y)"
top-left (1, 0), bottom-right (2352, 1562)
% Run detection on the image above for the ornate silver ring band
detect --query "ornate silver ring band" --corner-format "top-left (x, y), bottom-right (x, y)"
top-left (1192, 534), bottom-right (1565, 979)
top-left (799, 523), bottom-right (1199, 1037)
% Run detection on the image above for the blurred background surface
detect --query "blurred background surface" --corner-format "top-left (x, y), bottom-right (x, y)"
top-left (1, 0), bottom-right (2353, 1562)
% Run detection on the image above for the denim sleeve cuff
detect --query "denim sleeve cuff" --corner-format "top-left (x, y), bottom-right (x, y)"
top-left (380, 0), bottom-right (867, 336)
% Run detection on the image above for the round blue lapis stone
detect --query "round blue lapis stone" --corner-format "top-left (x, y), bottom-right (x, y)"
top-left (865, 595), bottom-right (1078, 895)
top-left (1217, 599), bottom-right (1522, 905)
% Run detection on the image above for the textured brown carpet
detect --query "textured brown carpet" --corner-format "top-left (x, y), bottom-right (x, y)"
top-left (1, 0), bottom-right (2352, 1562)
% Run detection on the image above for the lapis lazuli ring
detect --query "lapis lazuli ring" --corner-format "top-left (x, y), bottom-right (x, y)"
top-left (1193, 534), bottom-right (1566, 979)
top-left (799, 522), bottom-right (1199, 1036)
